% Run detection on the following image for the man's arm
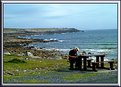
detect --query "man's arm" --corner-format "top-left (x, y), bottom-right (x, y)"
top-left (69, 55), bottom-right (77, 58)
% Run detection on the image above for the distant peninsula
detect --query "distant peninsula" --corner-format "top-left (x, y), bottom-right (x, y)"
top-left (4, 28), bottom-right (81, 36)
top-left (3, 28), bottom-right (82, 47)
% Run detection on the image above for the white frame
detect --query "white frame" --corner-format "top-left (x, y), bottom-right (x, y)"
top-left (1, 0), bottom-right (120, 86)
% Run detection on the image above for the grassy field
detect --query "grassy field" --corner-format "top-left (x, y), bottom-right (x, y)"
top-left (3, 54), bottom-right (118, 84)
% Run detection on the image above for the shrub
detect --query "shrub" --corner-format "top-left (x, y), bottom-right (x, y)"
top-left (8, 58), bottom-right (26, 63)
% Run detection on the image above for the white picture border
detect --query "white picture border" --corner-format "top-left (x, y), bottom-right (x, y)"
top-left (1, 0), bottom-right (120, 86)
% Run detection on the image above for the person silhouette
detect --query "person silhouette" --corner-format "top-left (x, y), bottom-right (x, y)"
top-left (68, 47), bottom-right (80, 70)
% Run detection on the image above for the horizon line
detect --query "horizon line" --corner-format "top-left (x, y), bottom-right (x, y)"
top-left (3, 27), bottom-right (117, 30)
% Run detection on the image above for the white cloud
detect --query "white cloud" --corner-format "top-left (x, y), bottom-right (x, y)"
top-left (35, 4), bottom-right (81, 18)
top-left (4, 4), bottom-right (117, 29)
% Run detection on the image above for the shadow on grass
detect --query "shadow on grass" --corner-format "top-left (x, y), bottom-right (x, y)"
top-left (5, 58), bottom-right (26, 63)
top-left (55, 67), bottom-right (96, 73)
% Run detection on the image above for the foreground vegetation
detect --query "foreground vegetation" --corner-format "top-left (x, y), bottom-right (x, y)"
top-left (3, 28), bottom-right (118, 84)
top-left (3, 54), bottom-right (118, 84)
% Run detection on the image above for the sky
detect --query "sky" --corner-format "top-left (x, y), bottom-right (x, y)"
top-left (4, 4), bottom-right (117, 30)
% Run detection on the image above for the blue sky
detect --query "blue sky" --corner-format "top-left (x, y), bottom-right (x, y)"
top-left (4, 4), bottom-right (117, 30)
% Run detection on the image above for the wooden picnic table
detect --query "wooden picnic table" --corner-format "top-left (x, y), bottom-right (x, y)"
top-left (94, 54), bottom-right (105, 68)
top-left (78, 54), bottom-right (106, 71)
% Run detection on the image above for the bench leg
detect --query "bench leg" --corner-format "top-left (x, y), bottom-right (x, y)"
top-left (92, 63), bottom-right (97, 71)
top-left (109, 62), bottom-right (114, 70)
top-left (101, 56), bottom-right (104, 68)
top-left (87, 60), bottom-right (91, 67)
top-left (83, 58), bottom-right (87, 71)
top-left (96, 56), bottom-right (99, 68)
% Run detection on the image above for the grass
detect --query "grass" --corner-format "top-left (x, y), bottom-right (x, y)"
top-left (3, 54), bottom-right (68, 81)
top-left (63, 73), bottom-right (97, 81)
top-left (3, 54), bottom-right (118, 84)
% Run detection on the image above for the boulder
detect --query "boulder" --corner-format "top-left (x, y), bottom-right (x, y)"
top-left (26, 52), bottom-right (34, 57)
top-left (4, 52), bottom-right (11, 55)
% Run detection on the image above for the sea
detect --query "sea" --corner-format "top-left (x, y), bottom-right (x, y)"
top-left (20, 29), bottom-right (118, 60)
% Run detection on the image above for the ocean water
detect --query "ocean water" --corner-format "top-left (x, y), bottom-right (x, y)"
top-left (21, 29), bottom-right (118, 60)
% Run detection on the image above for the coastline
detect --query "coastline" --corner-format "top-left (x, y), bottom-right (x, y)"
top-left (3, 28), bottom-right (80, 48)
top-left (3, 28), bottom-right (117, 61)
top-left (3, 28), bottom-right (118, 84)
top-left (3, 28), bottom-right (79, 59)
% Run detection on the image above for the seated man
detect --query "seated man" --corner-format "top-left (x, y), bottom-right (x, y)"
top-left (68, 47), bottom-right (80, 70)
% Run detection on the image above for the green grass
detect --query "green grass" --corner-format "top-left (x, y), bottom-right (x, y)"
top-left (3, 54), bottom-right (118, 84)
top-left (21, 79), bottom-right (49, 83)
top-left (63, 73), bottom-right (97, 81)
top-left (3, 54), bottom-right (68, 81)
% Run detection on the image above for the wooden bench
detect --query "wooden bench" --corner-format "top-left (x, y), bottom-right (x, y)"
top-left (91, 60), bottom-right (115, 71)
top-left (97, 61), bottom-right (115, 70)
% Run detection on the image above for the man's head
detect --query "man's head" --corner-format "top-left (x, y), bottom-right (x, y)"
top-left (73, 47), bottom-right (80, 52)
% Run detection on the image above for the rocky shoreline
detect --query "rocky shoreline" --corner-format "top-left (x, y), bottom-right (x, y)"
top-left (4, 28), bottom-right (81, 47)
top-left (3, 28), bottom-right (80, 59)
top-left (4, 28), bottom-right (81, 48)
